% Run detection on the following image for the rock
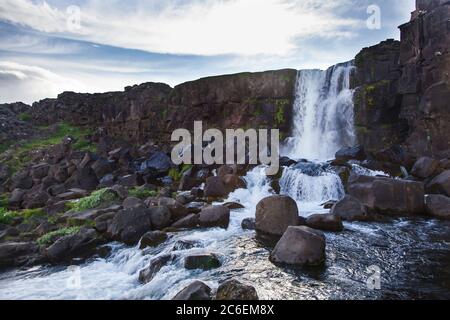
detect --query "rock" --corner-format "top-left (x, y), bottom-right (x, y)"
top-left (425, 195), bottom-right (450, 220)
top-left (411, 157), bottom-right (440, 179)
top-left (139, 255), bottom-right (173, 284)
top-left (172, 240), bottom-right (198, 251)
top-left (56, 188), bottom-right (89, 201)
top-left (306, 214), bottom-right (343, 232)
top-left (94, 212), bottom-right (117, 233)
top-left (171, 214), bottom-right (199, 229)
top-left (204, 176), bottom-right (228, 199)
top-left (223, 202), bottom-right (245, 210)
top-left (140, 231), bottom-right (168, 249)
top-left (426, 170), bottom-right (450, 197)
top-left (270, 226), bottom-right (326, 267)
top-left (45, 228), bottom-right (101, 263)
top-left (175, 193), bottom-right (195, 205)
top-left (23, 190), bottom-right (49, 209)
top-left (178, 175), bottom-right (199, 191)
top-left (330, 195), bottom-right (370, 221)
top-left (255, 195), bottom-right (299, 236)
top-left (348, 176), bottom-right (425, 216)
top-left (186, 201), bottom-right (208, 214)
top-left (0, 242), bottom-right (42, 270)
top-left (335, 146), bottom-right (366, 161)
top-left (198, 206), bottom-right (230, 229)
top-left (8, 189), bottom-right (26, 208)
top-left (123, 197), bottom-right (145, 209)
top-left (99, 174), bottom-right (115, 188)
top-left (321, 200), bottom-right (338, 209)
top-left (10, 171), bottom-right (33, 190)
top-left (184, 253), bottom-right (221, 270)
top-left (140, 152), bottom-right (173, 173)
top-left (118, 174), bottom-right (144, 187)
top-left (31, 163), bottom-right (50, 181)
top-left (216, 279), bottom-right (259, 300)
top-left (241, 218), bottom-right (256, 230)
top-left (91, 158), bottom-right (114, 179)
top-left (107, 207), bottom-right (153, 245)
top-left (218, 165), bottom-right (236, 177)
top-left (158, 197), bottom-right (189, 221)
top-left (149, 206), bottom-right (172, 230)
top-left (172, 281), bottom-right (212, 301)
top-left (280, 156), bottom-right (297, 167)
top-left (110, 184), bottom-right (128, 199)
top-left (74, 167), bottom-right (99, 191)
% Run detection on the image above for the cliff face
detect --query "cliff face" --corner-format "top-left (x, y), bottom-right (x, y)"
top-left (352, 0), bottom-right (450, 159)
top-left (31, 69), bottom-right (297, 145)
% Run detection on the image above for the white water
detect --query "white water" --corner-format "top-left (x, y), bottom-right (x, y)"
top-left (0, 63), bottom-right (359, 300)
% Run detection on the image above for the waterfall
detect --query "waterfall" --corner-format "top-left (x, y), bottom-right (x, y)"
top-left (280, 62), bottom-right (356, 209)
top-left (283, 63), bottom-right (356, 161)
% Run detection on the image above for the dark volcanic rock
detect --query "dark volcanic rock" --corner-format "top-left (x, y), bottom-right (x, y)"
top-left (241, 218), bottom-right (256, 230)
top-left (107, 207), bottom-right (153, 245)
top-left (0, 242), bottom-right (42, 270)
top-left (172, 281), bottom-right (212, 301)
top-left (335, 146), bottom-right (366, 162)
top-left (204, 176), bottom-right (228, 199)
top-left (216, 279), bottom-right (259, 300)
top-left (255, 195), bottom-right (299, 236)
top-left (426, 170), bottom-right (450, 197)
top-left (139, 255), bottom-right (173, 284)
top-left (331, 195), bottom-right (370, 221)
top-left (139, 231), bottom-right (168, 249)
top-left (411, 157), bottom-right (440, 179)
top-left (306, 214), bottom-right (344, 232)
top-left (184, 253), bottom-right (221, 270)
top-left (425, 194), bottom-right (450, 220)
top-left (198, 206), bottom-right (230, 229)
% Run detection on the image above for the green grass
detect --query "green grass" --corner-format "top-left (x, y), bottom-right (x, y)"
top-left (0, 194), bottom-right (8, 207)
top-left (37, 227), bottom-right (81, 246)
top-left (70, 188), bottom-right (118, 212)
top-left (0, 207), bottom-right (46, 225)
top-left (128, 187), bottom-right (157, 199)
top-left (18, 112), bottom-right (32, 122)
top-left (168, 164), bottom-right (192, 182)
top-left (0, 207), bottom-right (20, 225)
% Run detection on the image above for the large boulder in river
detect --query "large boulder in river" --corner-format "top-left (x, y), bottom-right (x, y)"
top-left (331, 195), bottom-right (370, 221)
top-left (184, 253), bottom-right (221, 270)
top-left (348, 175), bottom-right (425, 216)
top-left (216, 279), bottom-right (259, 300)
top-left (255, 195), bottom-right (299, 236)
top-left (335, 145), bottom-right (366, 162)
top-left (139, 231), bottom-right (168, 249)
top-left (411, 157), bottom-right (440, 179)
top-left (306, 214), bottom-right (343, 232)
top-left (107, 207), bottom-right (153, 245)
top-left (270, 226), bottom-right (326, 267)
top-left (139, 255), bottom-right (173, 284)
top-left (198, 205), bottom-right (230, 229)
top-left (204, 176), bottom-right (228, 199)
top-left (0, 242), bottom-right (42, 270)
top-left (425, 195), bottom-right (450, 220)
top-left (172, 281), bottom-right (212, 301)
top-left (149, 206), bottom-right (172, 230)
top-left (426, 170), bottom-right (450, 197)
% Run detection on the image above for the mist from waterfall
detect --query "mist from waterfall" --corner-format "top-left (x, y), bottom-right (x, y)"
top-left (283, 63), bottom-right (356, 161)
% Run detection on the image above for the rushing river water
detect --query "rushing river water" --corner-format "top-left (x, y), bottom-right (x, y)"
top-left (1, 64), bottom-right (450, 300)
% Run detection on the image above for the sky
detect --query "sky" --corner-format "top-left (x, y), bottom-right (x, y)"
top-left (0, 0), bottom-right (415, 104)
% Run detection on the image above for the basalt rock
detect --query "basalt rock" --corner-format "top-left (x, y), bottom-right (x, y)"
top-left (425, 194), bottom-right (450, 220)
top-left (426, 170), bottom-right (450, 197)
top-left (216, 279), bottom-right (259, 300)
top-left (172, 281), bottom-right (212, 301)
top-left (255, 195), bottom-right (299, 236)
top-left (306, 214), bottom-right (344, 232)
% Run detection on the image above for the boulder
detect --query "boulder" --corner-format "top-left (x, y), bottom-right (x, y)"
top-left (241, 218), bottom-right (256, 230)
top-left (255, 195), bottom-right (299, 236)
top-left (186, 201), bottom-right (208, 214)
top-left (426, 170), bottom-right (450, 197)
top-left (8, 189), bottom-right (26, 208)
top-left (216, 279), bottom-right (259, 300)
top-left (172, 281), bottom-right (212, 301)
top-left (348, 176), bottom-right (425, 216)
top-left (411, 157), bottom-right (440, 179)
top-left (94, 212), bottom-right (117, 233)
top-left (204, 176), bottom-right (228, 199)
top-left (330, 195), bottom-right (370, 221)
top-left (74, 167), bottom-right (99, 191)
top-left (306, 214), bottom-right (344, 232)
top-left (425, 195), bottom-right (450, 220)
top-left (107, 207), bottom-right (153, 245)
top-left (172, 240), bottom-right (198, 251)
top-left (270, 226), bottom-right (326, 267)
top-left (45, 228), bottom-right (101, 263)
top-left (222, 174), bottom-right (246, 193)
top-left (91, 159), bottom-right (114, 180)
top-left (321, 200), bottom-right (338, 209)
top-left (123, 197), bottom-right (145, 209)
top-left (0, 242), bottom-right (42, 269)
top-left (140, 152), bottom-right (173, 173)
top-left (56, 188), bottom-right (88, 201)
top-left (171, 214), bottom-right (199, 229)
top-left (218, 165), bottom-right (236, 178)
top-left (198, 206), bottom-right (230, 229)
top-left (335, 146), bottom-right (366, 162)
top-left (139, 231), bottom-right (168, 249)
top-left (139, 255), bottom-right (173, 284)
top-left (10, 171), bottom-right (33, 190)
top-left (149, 206), bottom-right (172, 230)
top-left (118, 174), bottom-right (144, 187)
top-left (184, 253), bottom-right (221, 270)
top-left (31, 164), bottom-right (50, 181)
top-left (223, 202), bottom-right (245, 210)
top-left (23, 190), bottom-right (49, 209)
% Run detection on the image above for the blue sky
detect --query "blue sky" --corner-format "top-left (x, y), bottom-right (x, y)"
top-left (0, 0), bottom-right (415, 104)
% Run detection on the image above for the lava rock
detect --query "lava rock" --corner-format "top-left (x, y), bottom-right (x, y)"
top-left (198, 206), bottom-right (230, 229)
top-left (216, 279), bottom-right (259, 300)
top-left (241, 218), bottom-right (256, 230)
top-left (107, 207), bottom-right (153, 245)
top-left (139, 231), bottom-right (168, 249)
top-left (255, 195), bottom-right (299, 236)
top-left (139, 255), bottom-right (173, 284)
top-left (306, 214), bottom-right (344, 232)
top-left (425, 194), bottom-right (450, 220)
top-left (184, 253), bottom-right (221, 270)
top-left (172, 281), bottom-right (212, 300)
top-left (331, 195), bottom-right (370, 221)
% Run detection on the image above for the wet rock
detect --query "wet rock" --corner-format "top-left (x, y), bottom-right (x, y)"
top-left (331, 195), bottom-right (370, 221)
top-left (411, 157), bottom-right (440, 179)
top-left (255, 195), bottom-right (299, 236)
top-left (216, 279), bottom-right (259, 300)
top-left (270, 226), bottom-right (326, 267)
top-left (204, 176), bottom-right (228, 199)
top-left (335, 146), bottom-right (366, 162)
top-left (425, 195), bottom-right (450, 220)
top-left (45, 228), bottom-right (102, 263)
top-left (184, 253), bottom-right (221, 270)
top-left (172, 281), bottom-right (212, 301)
top-left (123, 197), bottom-right (145, 209)
top-left (140, 231), bottom-right (168, 249)
top-left (139, 255), bottom-right (173, 284)
top-left (0, 242), bottom-right (42, 270)
top-left (306, 214), bottom-right (343, 232)
top-left (280, 156), bottom-right (297, 167)
top-left (241, 218), bottom-right (256, 230)
top-left (198, 206), bottom-right (230, 229)
top-left (426, 170), bottom-right (450, 197)
top-left (223, 202), bottom-right (245, 210)
top-left (321, 200), bottom-right (338, 209)
top-left (172, 240), bottom-right (198, 251)
top-left (107, 207), bottom-right (153, 245)
top-left (186, 201), bottom-right (208, 214)
top-left (175, 193), bottom-right (195, 205)
top-left (171, 214), bottom-right (199, 229)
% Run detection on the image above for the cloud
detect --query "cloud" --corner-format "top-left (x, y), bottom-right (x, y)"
top-left (0, 0), bottom-right (361, 56)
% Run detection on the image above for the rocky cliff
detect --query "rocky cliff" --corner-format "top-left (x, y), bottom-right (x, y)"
top-left (352, 0), bottom-right (450, 160)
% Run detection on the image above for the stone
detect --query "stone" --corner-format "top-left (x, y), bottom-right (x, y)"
top-left (270, 226), bottom-right (326, 267)
top-left (425, 195), bottom-right (450, 220)
top-left (335, 146), bottom-right (367, 161)
top-left (31, 163), bottom-right (50, 181)
top-left (306, 214), bottom-right (344, 232)
top-left (74, 167), bottom-right (99, 191)
top-left (107, 207), bottom-right (153, 245)
top-left (8, 189), bottom-right (26, 208)
top-left (223, 202), bottom-right (245, 210)
top-left (426, 170), bottom-right (450, 197)
top-left (331, 195), bottom-right (370, 221)
top-left (139, 231), bottom-right (168, 249)
top-left (172, 240), bottom-right (198, 251)
top-left (56, 188), bottom-right (88, 201)
top-left (255, 195), bottom-right (299, 236)
top-left (0, 242), bottom-right (42, 270)
top-left (171, 214), bottom-right (199, 229)
top-left (198, 206), bottom-right (230, 229)
top-left (204, 176), bottom-right (228, 199)
top-left (149, 206), bottom-right (172, 230)
top-left (184, 253), bottom-right (221, 270)
top-left (216, 279), bottom-right (259, 300)
top-left (91, 158), bottom-right (114, 179)
top-left (411, 157), bottom-right (440, 179)
top-left (241, 218), bottom-right (256, 230)
top-left (10, 171), bottom-right (33, 190)
top-left (123, 197), bottom-right (145, 209)
top-left (139, 255), bottom-right (173, 284)
top-left (172, 281), bottom-right (212, 301)
top-left (140, 152), bottom-right (173, 173)
top-left (118, 174), bottom-right (144, 187)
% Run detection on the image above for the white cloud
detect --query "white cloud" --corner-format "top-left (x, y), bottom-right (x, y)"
top-left (0, 0), bottom-right (361, 55)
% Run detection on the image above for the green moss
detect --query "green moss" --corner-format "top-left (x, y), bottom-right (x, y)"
top-left (0, 194), bottom-right (9, 207)
top-left (0, 207), bottom-right (20, 225)
top-left (70, 188), bottom-right (118, 212)
top-left (274, 100), bottom-right (289, 126)
top-left (128, 187), bottom-right (157, 199)
top-left (0, 207), bottom-right (46, 225)
top-left (37, 227), bottom-right (81, 246)
top-left (22, 208), bottom-right (46, 220)
top-left (168, 164), bottom-right (192, 182)
top-left (18, 113), bottom-right (32, 122)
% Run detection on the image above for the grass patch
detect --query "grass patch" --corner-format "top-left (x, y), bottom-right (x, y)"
top-left (0, 207), bottom-right (20, 225)
top-left (168, 164), bottom-right (192, 182)
top-left (0, 207), bottom-right (46, 225)
top-left (70, 188), bottom-right (118, 212)
top-left (18, 113), bottom-right (32, 122)
top-left (128, 187), bottom-right (157, 199)
top-left (37, 227), bottom-right (81, 246)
